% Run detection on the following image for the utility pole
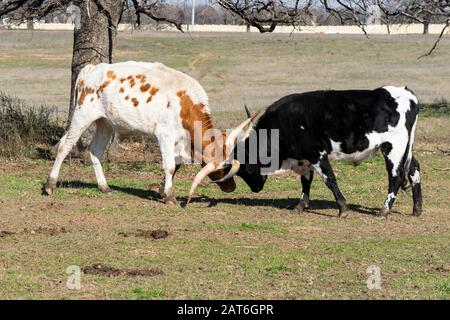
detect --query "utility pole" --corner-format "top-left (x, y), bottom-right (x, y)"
top-left (191, 0), bottom-right (195, 31)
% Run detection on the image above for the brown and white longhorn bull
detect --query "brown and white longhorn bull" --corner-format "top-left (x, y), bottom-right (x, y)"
top-left (44, 61), bottom-right (242, 204)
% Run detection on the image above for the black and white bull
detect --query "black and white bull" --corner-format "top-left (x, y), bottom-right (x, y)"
top-left (188, 86), bottom-right (422, 218)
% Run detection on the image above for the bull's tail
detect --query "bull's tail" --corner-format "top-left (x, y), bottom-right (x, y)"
top-left (401, 88), bottom-right (419, 190)
top-left (71, 82), bottom-right (79, 115)
top-left (69, 64), bottom-right (96, 122)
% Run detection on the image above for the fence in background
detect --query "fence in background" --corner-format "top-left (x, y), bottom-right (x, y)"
top-left (1, 22), bottom-right (449, 35)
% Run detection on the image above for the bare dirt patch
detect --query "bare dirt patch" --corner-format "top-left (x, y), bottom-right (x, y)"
top-left (82, 263), bottom-right (163, 277)
top-left (1, 227), bottom-right (67, 238)
top-left (23, 227), bottom-right (67, 236)
top-left (0, 230), bottom-right (15, 238)
top-left (136, 229), bottom-right (169, 239)
top-left (119, 229), bottom-right (170, 239)
top-left (429, 265), bottom-right (450, 274)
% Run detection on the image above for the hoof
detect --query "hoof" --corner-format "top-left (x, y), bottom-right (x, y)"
top-left (412, 209), bottom-right (422, 217)
top-left (98, 185), bottom-right (112, 193)
top-left (294, 201), bottom-right (307, 212)
top-left (338, 210), bottom-right (349, 219)
top-left (165, 197), bottom-right (178, 205)
top-left (163, 187), bottom-right (177, 205)
top-left (376, 207), bottom-right (390, 218)
top-left (338, 201), bottom-right (348, 218)
top-left (44, 179), bottom-right (56, 196)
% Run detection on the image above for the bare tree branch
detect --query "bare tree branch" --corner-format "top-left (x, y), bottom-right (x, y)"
top-left (216, 0), bottom-right (315, 33)
top-left (129, 0), bottom-right (184, 32)
top-left (419, 18), bottom-right (450, 58)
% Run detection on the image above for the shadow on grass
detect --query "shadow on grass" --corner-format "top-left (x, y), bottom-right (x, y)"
top-left (185, 196), bottom-right (379, 217)
top-left (44, 180), bottom-right (379, 216)
top-left (47, 180), bottom-right (162, 202)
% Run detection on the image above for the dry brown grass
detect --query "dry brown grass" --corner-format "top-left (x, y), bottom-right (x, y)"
top-left (0, 30), bottom-right (449, 114)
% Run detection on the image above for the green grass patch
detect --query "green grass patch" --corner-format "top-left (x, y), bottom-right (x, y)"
top-left (126, 287), bottom-right (166, 300)
top-left (420, 101), bottom-right (450, 117)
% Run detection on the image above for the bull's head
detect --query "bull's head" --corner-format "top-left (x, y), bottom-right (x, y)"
top-left (187, 107), bottom-right (266, 204)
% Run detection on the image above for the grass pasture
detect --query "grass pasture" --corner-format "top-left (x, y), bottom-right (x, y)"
top-left (0, 30), bottom-right (449, 299)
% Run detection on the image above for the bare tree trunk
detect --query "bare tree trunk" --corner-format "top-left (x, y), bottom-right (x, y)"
top-left (68, 0), bottom-right (123, 153)
top-left (423, 15), bottom-right (430, 35)
top-left (26, 17), bottom-right (33, 29)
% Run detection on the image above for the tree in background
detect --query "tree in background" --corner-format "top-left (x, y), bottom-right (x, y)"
top-left (0, 0), bottom-right (182, 119)
top-left (2, 0), bottom-right (448, 114)
top-left (0, 0), bottom-right (448, 147)
top-left (320, 0), bottom-right (449, 55)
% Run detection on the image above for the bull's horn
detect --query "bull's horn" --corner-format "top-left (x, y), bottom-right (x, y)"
top-left (186, 162), bottom-right (221, 205)
top-left (211, 159), bottom-right (240, 184)
top-left (225, 112), bottom-right (260, 157)
top-left (244, 104), bottom-right (252, 118)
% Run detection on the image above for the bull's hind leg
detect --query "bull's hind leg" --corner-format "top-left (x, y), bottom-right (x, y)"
top-left (312, 154), bottom-right (348, 217)
top-left (408, 156), bottom-right (422, 216)
top-left (295, 170), bottom-right (314, 212)
top-left (44, 114), bottom-right (100, 195)
top-left (379, 142), bottom-right (405, 217)
top-left (89, 119), bottom-right (113, 193)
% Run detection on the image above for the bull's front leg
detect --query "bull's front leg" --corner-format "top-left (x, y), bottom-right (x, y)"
top-left (295, 170), bottom-right (314, 212)
top-left (159, 164), bottom-right (181, 201)
top-left (157, 132), bottom-right (178, 205)
top-left (312, 154), bottom-right (348, 218)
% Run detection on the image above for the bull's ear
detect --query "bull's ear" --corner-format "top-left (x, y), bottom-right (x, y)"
top-left (244, 112), bottom-right (259, 132)
top-left (244, 104), bottom-right (252, 118)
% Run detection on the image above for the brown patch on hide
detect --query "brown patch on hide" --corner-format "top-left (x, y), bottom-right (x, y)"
top-left (96, 80), bottom-right (111, 97)
top-left (176, 90), bottom-right (236, 192)
top-left (78, 87), bottom-right (95, 106)
top-left (140, 83), bottom-right (151, 92)
top-left (144, 86), bottom-right (159, 104)
top-left (150, 87), bottom-right (159, 95)
top-left (106, 70), bottom-right (116, 80)
top-left (77, 79), bottom-right (84, 90)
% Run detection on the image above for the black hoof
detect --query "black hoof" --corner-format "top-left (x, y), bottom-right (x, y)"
top-left (294, 201), bottom-right (307, 212)
top-left (376, 207), bottom-right (389, 218)
top-left (338, 201), bottom-right (348, 218)
top-left (338, 209), bottom-right (349, 219)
